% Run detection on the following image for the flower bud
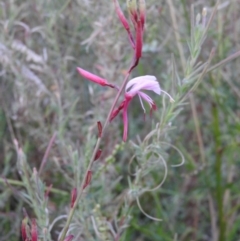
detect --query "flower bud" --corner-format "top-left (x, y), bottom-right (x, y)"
top-left (127, 0), bottom-right (138, 26)
top-left (97, 121), bottom-right (102, 137)
top-left (135, 20), bottom-right (143, 60)
top-left (138, 0), bottom-right (146, 28)
top-left (114, 0), bottom-right (130, 31)
top-left (31, 219), bottom-right (38, 241)
top-left (71, 188), bottom-right (77, 208)
top-left (21, 217), bottom-right (28, 241)
top-left (77, 67), bottom-right (115, 88)
top-left (83, 171), bottom-right (92, 189)
top-left (94, 149), bottom-right (102, 161)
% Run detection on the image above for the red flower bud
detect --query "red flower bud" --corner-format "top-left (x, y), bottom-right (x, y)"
top-left (83, 171), bottom-right (92, 189)
top-left (31, 219), bottom-right (38, 241)
top-left (77, 67), bottom-right (115, 88)
top-left (135, 20), bottom-right (143, 60)
top-left (97, 121), bottom-right (102, 138)
top-left (110, 100), bottom-right (125, 121)
top-left (94, 149), bottom-right (102, 161)
top-left (21, 217), bottom-right (28, 241)
top-left (71, 188), bottom-right (77, 208)
top-left (113, 0), bottom-right (135, 49)
top-left (139, 0), bottom-right (146, 29)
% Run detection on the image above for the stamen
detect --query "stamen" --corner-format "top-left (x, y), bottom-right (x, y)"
top-left (138, 95), bottom-right (146, 113)
top-left (161, 90), bottom-right (175, 103)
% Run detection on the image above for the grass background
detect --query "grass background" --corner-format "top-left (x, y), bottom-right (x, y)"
top-left (0, 0), bottom-right (240, 240)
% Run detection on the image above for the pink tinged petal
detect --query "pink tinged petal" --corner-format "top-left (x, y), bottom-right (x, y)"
top-left (126, 76), bottom-right (161, 96)
top-left (138, 91), bottom-right (155, 108)
top-left (77, 67), bottom-right (115, 88)
top-left (126, 75), bottom-right (158, 91)
top-left (138, 91), bottom-right (157, 115)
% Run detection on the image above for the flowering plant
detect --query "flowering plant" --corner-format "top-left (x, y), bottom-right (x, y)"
top-left (13, 0), bottom-right (240, 240)
top-left (58, 0), bottom-right (175, 239)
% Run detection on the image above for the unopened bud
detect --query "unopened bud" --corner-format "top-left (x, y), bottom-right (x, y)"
top-left (114, 0), bottom-right (130, 31)
top-left (127, 0), bottom-right (138, 25)
top-left (71, 188), bottom-right (77, 208)
top-left (139, 0), bottom-right (146, 28)
top-left (31, 219), bottom-right (38, 241)
top-left (97, 121), bottom-right (102, 138)
top-left (94, 149), bottom-right (102, 161)
top-left (135, 20), bottom-right (143, 59)
top-left (21, 217), bottom-right (28, 241)
top-left (83, 171), bottom-right (92, 189)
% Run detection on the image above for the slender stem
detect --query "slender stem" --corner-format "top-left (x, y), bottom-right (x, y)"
top-left (59, 72), bottom-right (131, 241)
top-left (167, 0), bottom-right (186, 70)
top-left (206, 50), bottom-right (240, 73)
top-left (212, 102), bottom-right (225, 241)
top-left (168, 0), bottom-right (207, 167)
top-left (39, 132), bottom-right (57, 176)
top-left (189, 93), bottom-right (205, 164)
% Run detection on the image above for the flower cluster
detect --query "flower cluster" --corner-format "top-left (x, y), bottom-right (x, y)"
top-left (76, 0), bottom-right (173, 141)
top-left (110, 76), bottom-right (161, 141)
top-left (114, 0), bottom-right (146, 67)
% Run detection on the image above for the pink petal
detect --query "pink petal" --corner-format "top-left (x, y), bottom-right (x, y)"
top-left (126, 76), bottom-right (161, 96)
top-left (138, 91), bottom-right (154, 107)
top-left (126, 75), bottom-right (155, 90)
top-left (77, 67), bottom-right (115, 88)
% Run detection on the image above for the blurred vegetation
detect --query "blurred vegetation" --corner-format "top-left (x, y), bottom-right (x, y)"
top-left (0, 0), bottom-right (240, 240)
